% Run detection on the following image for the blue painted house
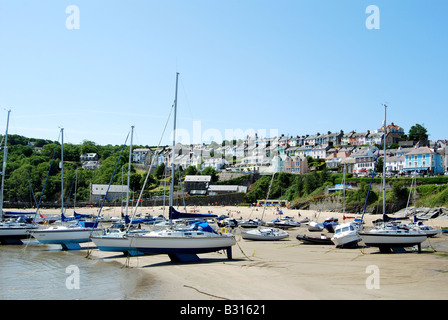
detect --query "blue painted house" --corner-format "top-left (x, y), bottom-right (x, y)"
top-left (403, 147), bottom-right (443, 174)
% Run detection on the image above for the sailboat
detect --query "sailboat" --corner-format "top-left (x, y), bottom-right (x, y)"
top-left (242, 170), bottom-right (289, 241)
top-left (0, 110), bottom-right (37, 244)
top-left (358, 104), bottom-right (427, 253)
top-left (93, 73), bottom-right (236, 262)
top-left (30, 128), bottom-right (102, 250)
top-left (404, 172), bottom-right (440, 237)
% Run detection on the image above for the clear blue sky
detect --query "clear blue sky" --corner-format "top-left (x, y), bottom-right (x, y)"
top-left (0, 0), bottom-right (446, 147)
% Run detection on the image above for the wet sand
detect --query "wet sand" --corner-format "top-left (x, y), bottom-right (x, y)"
top-left (33, 205), bottom-right (448, 299)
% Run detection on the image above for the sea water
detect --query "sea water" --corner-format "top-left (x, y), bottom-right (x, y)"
top-left (0, 240), bottom-right (156, 300)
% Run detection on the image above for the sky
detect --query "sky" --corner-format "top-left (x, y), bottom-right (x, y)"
top-left (0, 0), bottom-right (446, 147)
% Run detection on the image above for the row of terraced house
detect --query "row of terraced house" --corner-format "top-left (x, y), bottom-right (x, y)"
top-left (84, 122), bottom-right (447, 176)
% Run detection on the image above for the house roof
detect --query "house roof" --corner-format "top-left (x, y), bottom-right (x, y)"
top-left (185, 175), bottom-right (212, 182)
top-left (406, 146), bottom-right (435, 155)
top-left (91, 184), bottom-right (129, 195)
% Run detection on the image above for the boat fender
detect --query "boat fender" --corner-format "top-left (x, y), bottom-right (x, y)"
top-left (220, 227), bottom-right (227, 234)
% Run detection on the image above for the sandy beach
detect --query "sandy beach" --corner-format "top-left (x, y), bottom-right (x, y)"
top-left (33, 205), bottom-right (448, 300)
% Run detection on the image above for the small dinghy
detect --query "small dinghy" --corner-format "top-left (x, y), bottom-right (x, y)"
top-left (296, 234), bottom-right (333, 245)
top-left (242, 228), bottom-right (289, 241)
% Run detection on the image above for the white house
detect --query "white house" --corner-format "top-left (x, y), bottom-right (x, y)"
top-left (349, 146), bottom-right (379, 174)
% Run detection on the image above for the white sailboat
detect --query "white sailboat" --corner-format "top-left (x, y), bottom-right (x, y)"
top-left (30, 128), bottom-right (102, 250)
top-left (0, 110), bottom-right (37, 244)
top-left (405, 172), bottom-right (441, 238)
top-left (242, 169), bottom-right (289, 241)
top-left (359, 104), bottom-right (427, 253)
top-left (93, 73), bottom-right (236, 262)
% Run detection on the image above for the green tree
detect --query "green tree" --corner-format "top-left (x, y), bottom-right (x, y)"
top-left (185, 165), bottom-right (198, 176)
top-left (154, 163), bottom-right (166, 179)
top-left (202, 166), bottom-right (217, 182)
top-left (408, 124), bottom-right (428, 141)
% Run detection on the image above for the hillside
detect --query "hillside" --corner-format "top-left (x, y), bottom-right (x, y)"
top-left (1, 134), bottom-right (447, 212)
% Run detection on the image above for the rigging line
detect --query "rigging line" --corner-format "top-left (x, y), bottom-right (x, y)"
top-left (126, 103), bottom-right (174, 232)
top-left (86, 131), bottom-right (130, 258)
top-left (33, 130), bottom-right (62, 221)
top-left (359, 134), bottom-right (384, 230)
top-left (124, 105), bottom-right (175, 255)
top-left (90, 131), bottom-right (130, 235)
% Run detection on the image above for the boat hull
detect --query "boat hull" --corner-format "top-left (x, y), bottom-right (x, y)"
top-left (91, 235), bottom-right (144, 255)
top-left (31, 227), bottom-right (103, 247)
top-left (359, 230), bottom-right (427, 248)
top-left (128, 234), bottom-right (236, 255)
top-left (92, 231), bottom-right (236, 259)
top-left (0, 225), bottom-right (37, 244)
top-left (296, 234), bottom-right (333, 245)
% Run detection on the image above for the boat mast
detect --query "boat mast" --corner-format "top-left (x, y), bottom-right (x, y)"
top-left (0, 109), bottom-right (11, 220)
top-left (126, 126), bottom-right (134, 217)
top-left (61, 127), bottom-right (64, 215)
top-left (170, 72), bottom-right (179, 208)
top-left (382, 104), bottom-right (387, 220)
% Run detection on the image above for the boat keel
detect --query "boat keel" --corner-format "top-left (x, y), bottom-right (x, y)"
top-left (0, 237), bottom-right (24, 245)
top-left (168, 253), bottom-right (201, 263)
top-left (226, 246), bottom-right (232, 260)
top-left (61, 243), bottom-right (82, 250)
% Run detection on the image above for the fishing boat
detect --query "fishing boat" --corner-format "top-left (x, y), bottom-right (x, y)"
top-left (359, 105), bottom-right (427, 253)
top-left (30, 128), bottom-right (102, 250)
top-left (296, 233), bottom-right (333, 245)
top-left (0, 111), bottom-right (37, 244)
top-left (93, 73), bottom-right (236, 262)
top-left (331, 222), bottom-right (360, 248)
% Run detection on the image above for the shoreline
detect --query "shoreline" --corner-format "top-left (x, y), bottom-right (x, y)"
top-left (21, 206), bottom-right (448, 299)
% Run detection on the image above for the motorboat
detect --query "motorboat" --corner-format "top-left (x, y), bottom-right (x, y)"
top-left (331, 222), bottom-right (361, 248)
top-left (242, 227), bottom-right (289, 241)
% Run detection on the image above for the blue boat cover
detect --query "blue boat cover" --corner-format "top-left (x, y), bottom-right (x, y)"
top-left (189, 221), bottom-right (218, 234)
